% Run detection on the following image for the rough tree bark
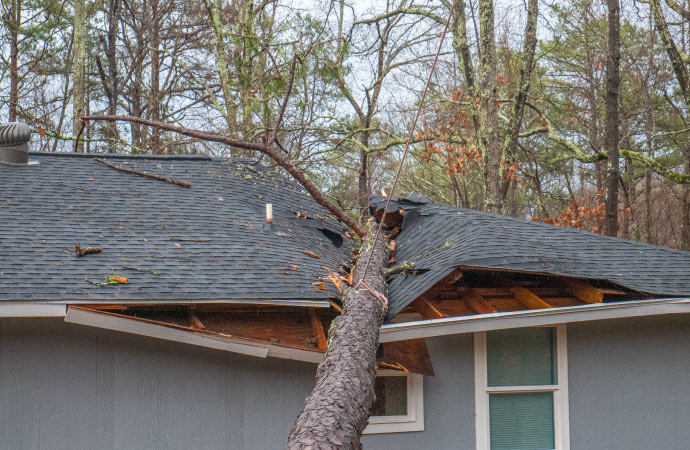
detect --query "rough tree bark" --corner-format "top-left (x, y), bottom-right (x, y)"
top-left (150, 0), bottom-right (162, 153)
top-left (73, 0), bottom-right (86, 153)
top-left (287, 221), bottom-right (390, 449)
top-left (478, 0), bottom-right (501, 213)
top-left (604, 0), bottom-right (621, 236)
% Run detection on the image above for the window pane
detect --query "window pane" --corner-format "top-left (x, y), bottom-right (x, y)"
top-left (487, 328), bottom-right (557, 387)
top-left (371, 376), bottom-right (407, 416)
top-left (489, 392), bottom-right (555, 450)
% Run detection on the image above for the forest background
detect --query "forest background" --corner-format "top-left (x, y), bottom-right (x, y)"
top-left (3, 0), bottom-right (690, 249)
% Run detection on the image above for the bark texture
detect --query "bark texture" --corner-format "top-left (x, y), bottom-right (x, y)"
top-left (73, 0), bottom-right (86, 153)
top-left (604, 0), bottom-right (621, 236)
top-left (286, 221), bottom-right (390, 450)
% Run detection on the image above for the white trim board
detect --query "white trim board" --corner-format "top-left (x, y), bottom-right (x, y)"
top-left (380, 297), bottom-right (690, 343)
top-left (64, 307), bottom-right (325, 363)
top-left (0, 303), bottom-right (67, 317)
top-left (2, 298), bottom-right (330, 308)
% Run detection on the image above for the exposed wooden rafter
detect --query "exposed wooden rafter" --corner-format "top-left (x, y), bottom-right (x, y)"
top-left (514, 287), bottom-right (552, 309)
top-left (465, 293), bottom-right (497, 314)
top-left (562, 279), bottom-right (608, 303)
top-left (309, 309), bottom-right (328, 351)
top-left (411, 296), bottom-right (448, 319)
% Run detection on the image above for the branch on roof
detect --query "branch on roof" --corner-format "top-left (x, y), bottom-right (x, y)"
top-left (81, 115), bottom-right (366, 237)
top-left (94, 158), bottom-right (193, 187)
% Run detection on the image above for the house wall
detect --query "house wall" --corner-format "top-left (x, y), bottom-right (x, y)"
top-left (0, 318), bottom-right (475, 450)
top-left (362, 333), bottom-right (476, 450)
top-left (0, 318), bottom-right (316, 450)
top-left (567, 315), bottom-right (690, 450)
top-left (3, 315), bottom-right (690, 450)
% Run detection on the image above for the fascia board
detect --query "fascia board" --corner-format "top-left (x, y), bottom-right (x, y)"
top-left (64, 307), bottom-right (326, 363)
top-left (0, 303), bottom-right (67, 317)
top-left (379, 298), bottom-right (690, 343)
top-left (65, 307), bottom-right (270, 358)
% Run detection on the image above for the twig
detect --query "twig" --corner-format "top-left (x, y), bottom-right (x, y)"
top-left (387, 261), bottom-right (415, 276)
top-left (170, 237), bottom-right (211, 242)
top-left (122, 265), bottom-right (160, 275)
top-left (94, 158), bottom-right (192, 187)
top-left (75, 244), bottom-right (103, 257)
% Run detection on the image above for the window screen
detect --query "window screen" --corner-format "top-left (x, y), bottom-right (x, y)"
top-left (489, 392), bottom-right (555, 450)
top-left (487, 327), bottom-right (557, 387)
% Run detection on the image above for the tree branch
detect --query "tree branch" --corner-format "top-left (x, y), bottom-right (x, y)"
top-left (81, 114), bottom-right (365, 236)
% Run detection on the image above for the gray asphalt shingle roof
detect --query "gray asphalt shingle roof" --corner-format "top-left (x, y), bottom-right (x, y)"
top-left (1, 152), bottom-right (352, 304)
top-left (375, 195), bottom-right (690, 317)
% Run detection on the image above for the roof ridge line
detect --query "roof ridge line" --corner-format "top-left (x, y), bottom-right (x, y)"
top-left (29, 151), bottom-right (215, 161)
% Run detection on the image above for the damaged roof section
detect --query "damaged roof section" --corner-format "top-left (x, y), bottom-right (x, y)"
top-left (0, 152), bottom-right (353, 304)
top-left (372, 194), bottom-right (690, 317)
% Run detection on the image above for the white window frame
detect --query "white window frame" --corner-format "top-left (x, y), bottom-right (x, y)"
top-left (363, 370), bottom-right (424, 434)
top-left (474, 325), bottom-right (570, 450)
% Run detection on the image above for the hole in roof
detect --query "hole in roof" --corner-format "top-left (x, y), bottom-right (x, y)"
top-left (319, 227), bottom-right (343, 248)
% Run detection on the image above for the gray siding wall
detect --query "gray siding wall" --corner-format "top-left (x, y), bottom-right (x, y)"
top-left (568, 315), bottom-right (690, 450)
top-left (0, 319), bottom-right (476, 450)
top-left (6, 314), bottom-right (689, 450)
top-left (362, 334), bottom-right (476, 450)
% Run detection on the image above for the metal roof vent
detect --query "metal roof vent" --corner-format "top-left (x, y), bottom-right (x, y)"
top-left (0, 122), bottom-right (32, 166)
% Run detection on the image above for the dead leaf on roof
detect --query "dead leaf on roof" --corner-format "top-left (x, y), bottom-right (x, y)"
top-left (108, 275), bottom-right (129, 284)
top-left (302, 250), bottom-right (322, 258)
top-left (173, 243), bottom-right (182, 247)
top-left (288, 264), bottom-right (299, 270)
top-left (218, 196), bottom-right (224, 201)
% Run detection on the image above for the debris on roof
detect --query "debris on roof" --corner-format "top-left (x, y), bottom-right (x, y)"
top-left (0, 152), bottom-right (354, 304)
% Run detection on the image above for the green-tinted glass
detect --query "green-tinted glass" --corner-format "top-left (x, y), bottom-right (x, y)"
top-left (371, 376), bottom-right (407, 416)
top-left (489, 392), bottom-right (555, 450)
top-left (487, 327), bottom-right (557, 387)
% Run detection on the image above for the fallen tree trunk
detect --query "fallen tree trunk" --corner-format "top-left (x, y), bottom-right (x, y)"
top-left (287, 220), bottom-right (390, 450)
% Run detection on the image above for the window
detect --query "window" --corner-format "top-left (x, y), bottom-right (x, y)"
top-left (475, 326), bottom-right (570, 450)
top-left (363, 370), bottom-right (424, 434)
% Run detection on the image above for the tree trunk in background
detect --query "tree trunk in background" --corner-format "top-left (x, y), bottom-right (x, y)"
top-left (683, 145), bottom-right (690, 250)
top-left (644, 12), bottom-right (655, 244)
top-left (478, 0), bottom-right (500, 213)
top-left (8, 0), bottom-right (21, 122)
top-left (287, 221), bottom-right (389, 450)
top-left (73, 0), bottom-right (86, 152)
top-left (150, 0), bottom-right (161, 153)
top-left (500, 0), bottom-right (538, 201)
top-left (102, 0), bottom-right (121, 149)
top-left (604, 0), bottom-right (620, 236)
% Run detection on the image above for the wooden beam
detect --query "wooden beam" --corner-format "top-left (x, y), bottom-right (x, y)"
top-left (465, 294), bottom-right (497, 314)
top-left (411, 296), bottom-right (448, 319)
top-left (309, 309), bottom-right (328, 351)
top-left (514, 287), bottom-right (552, 309)
top-left (562, 279), bottom-right (604, 303)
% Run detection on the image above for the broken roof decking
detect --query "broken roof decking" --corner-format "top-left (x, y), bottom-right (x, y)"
top-left (375, 195), bottom-right (690, 317)
top-left (0, 152), bottom-right (352, 304)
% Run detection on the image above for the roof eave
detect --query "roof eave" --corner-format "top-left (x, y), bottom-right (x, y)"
top-left (379, 297), bottom-right (690, 342)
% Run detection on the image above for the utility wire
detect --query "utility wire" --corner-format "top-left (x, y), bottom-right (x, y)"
top-left (358, 3), bottom-right (454, 290)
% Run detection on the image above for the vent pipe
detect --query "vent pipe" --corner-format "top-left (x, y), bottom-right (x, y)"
top-left (0, 122), bottom-right (32, 166)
